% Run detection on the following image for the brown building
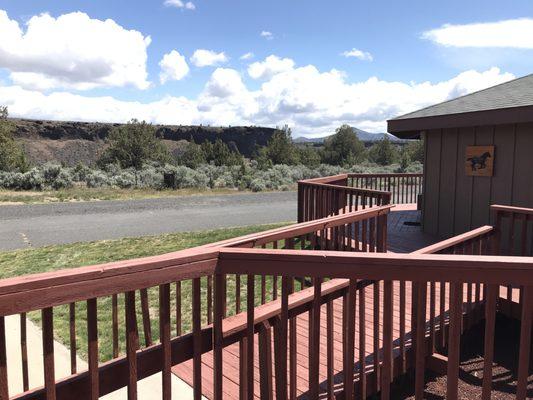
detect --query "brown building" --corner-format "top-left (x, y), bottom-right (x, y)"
top-left (388, 74), bottom-right (533, 238)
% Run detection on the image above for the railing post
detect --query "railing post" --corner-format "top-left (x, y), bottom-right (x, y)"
top-left (297, 181), bottom-right (304, 223)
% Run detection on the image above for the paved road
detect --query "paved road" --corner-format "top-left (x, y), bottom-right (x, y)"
top-left (0, 192), bottom-right (297, 251)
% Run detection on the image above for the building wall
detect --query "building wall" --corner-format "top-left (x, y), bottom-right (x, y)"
top-left (422, 122), bottom-right (533, 237)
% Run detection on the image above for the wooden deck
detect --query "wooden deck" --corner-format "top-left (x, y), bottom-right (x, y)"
top-left (173, 281), bottom-right (483, 399)
top-left (386, 204), bottom-right (438, 253)
top-left (171, 208), bottom-right (464, 399)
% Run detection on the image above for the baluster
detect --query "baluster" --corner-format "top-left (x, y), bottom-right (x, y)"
top-left (235, 274), bottom-right (241, 313)
top-left (359, 285), bottom-right (367, 398)
top-left (140, 288), bottom-right (152, 347)
top-left (429, 281), bottom-right (436, 353)
top-left (309, 278), bottom-right (321, 399)
top-left (326, 300), bottom-right (334, 399)
top-left (382, 280), bottom-right (393, 399)
top-left (343, 279), bottom-right (356, 400)
top-left (439, 282), bottom-right (446, 348)
top-left (481, 284), bottom-right (497, 399)
top-left (207, 275), bottom-right (213, 324)
top-left (69, 303), bottom-right (77, 373)
top-left (20, 313), bottom-right (29, 391)
top-left (274, 276), bottom-right (289, 400)
top-left (373, 282), bottom-right (380, 393)
top-left (42, 307), bottom-right (56, 400)
top-left (399, 281), bottom-right (406, 375)
top-left (246, 274), bottom-right (255, 400)
top-left (213, 274), bottom-right (224, 400)
top-left (516, 286), bottom-right (532, 400)
top-left (125, 291), bottom-right (138, 400)
top-left (160, 284), bottom-right (171, 400)
top-left (414, 282), bottom-right (427, 400)
top-left (192, 278), bottom-right (202, 400)
top-left (0, 316), bottom-right (7, 400)
top-left (112, 295), bottom-right (119, 358)
top-left (446, 282), bottom-right (463, 400)
top-left (259, 321), bottom-right (273, 400)
top-left (175, 281), bottom-right (182, 336)
top-left (87, 298), bottom-right (99, 400)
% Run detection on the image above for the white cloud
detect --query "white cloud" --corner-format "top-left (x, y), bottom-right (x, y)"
top-left (190, 49), bottom-right (228, 67)
top-left (248, 55), bottom-right (295, 80)
top-left (423, 18), bottom-right (533, 49)
top-left (164, 0), bottom-right (195, 10)
top-left (159, 50), bottom-right (189, 83)
top-left (1, 66), bottom-right (514, 136)
top-left (341, 48), bottom-right (373, 61)
top-left (240, 52), bottom-right (254, 60)
top-left (0, 10), bottom-right (151, 91)
top-left (260, 31), bottom-right (273, 40)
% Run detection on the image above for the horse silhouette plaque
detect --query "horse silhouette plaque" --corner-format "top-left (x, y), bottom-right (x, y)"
top-left (465, 146), bottom-right (494, 177)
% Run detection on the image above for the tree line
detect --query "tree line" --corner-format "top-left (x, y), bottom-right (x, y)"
top-left (0, 108), bottom-right (423, 174)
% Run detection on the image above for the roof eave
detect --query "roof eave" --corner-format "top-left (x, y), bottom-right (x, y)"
top-left (388, 105), bottom-right (533, 138)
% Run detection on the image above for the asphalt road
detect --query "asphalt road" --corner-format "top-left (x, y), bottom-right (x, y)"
top-left (0, 192), bottom-right (297, 251)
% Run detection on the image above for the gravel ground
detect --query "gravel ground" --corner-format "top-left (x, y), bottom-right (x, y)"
top-left (392, 315), bottom-right (532, 399)
top-left (0, 191), bottom-right (296, 250)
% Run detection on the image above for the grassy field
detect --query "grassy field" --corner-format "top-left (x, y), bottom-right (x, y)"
top-left (0, 187), bottom-right (245, 205)
top-left (0, 222), bottom-right (293, 361)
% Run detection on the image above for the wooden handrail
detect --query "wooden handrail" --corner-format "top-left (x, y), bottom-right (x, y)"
top-left (299, 180), bottom-right (391, 197)
top-left (0, 251), bottom-right (219, 316)
top-left (491, 204), bottom-right (533, 216)
top-left (210, 205), bottom-right (393, 249)
top-left (298, 174), bottom-right (348, 184)
top-left (348, 173), bottom-right (423, 178)
top-left (412, 225), bottom-right (494, 255)
top-left (218, 248), bottom-right (533, 285)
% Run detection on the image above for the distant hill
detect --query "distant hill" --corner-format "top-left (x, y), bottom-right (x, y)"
top-left (11, 118), bottom-right (278, 166)
top-left (294, 127), bottom-right (403, 144)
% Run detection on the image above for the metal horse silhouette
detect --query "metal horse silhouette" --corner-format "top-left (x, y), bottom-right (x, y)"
top-left (467, 151), bottom-right (491, 172)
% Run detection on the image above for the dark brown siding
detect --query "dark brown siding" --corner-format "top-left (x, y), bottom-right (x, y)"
top-left (423, 122), bottom-right (533, 237)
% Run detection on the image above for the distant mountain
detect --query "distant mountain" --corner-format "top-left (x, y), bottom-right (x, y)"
top-left (294, 127), bottom-right (403, 144)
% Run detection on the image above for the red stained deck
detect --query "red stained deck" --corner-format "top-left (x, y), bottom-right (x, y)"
top-left (172, 281), bottom-right (484, 399)
top-left (172, 206), bottom-right (452, 398)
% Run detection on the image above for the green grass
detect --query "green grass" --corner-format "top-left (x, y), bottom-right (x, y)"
top-left (0, 223), bottom-right (294, 362)
top-left (0, 187), bottom-right (249, 205)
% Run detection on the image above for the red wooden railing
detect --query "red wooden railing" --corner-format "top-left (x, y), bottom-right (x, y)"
top-left (217, 249), bottom-right (532, 400)
top-left (491, 204), bottom-right (533, 320)
top-left (1, 201), bottom-right (532, 400)
top-left (297, 173), bottom-right (423, 223)
top-left (348, 173), bottom-right (423, 205)
top-left (297, 174), bottom-right (392, 222)
top-left (0, 207), bottom-right (390, 400)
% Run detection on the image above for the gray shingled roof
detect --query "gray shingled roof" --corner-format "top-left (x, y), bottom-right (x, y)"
top-left (392, 74), bottom-right (533, 120)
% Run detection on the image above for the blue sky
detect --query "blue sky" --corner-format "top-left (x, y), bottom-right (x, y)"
top-left (0, 0), bottom-right (532, 136)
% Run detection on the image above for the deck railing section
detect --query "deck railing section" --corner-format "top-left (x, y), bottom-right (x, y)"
top-left (217, 249), bottom-right (533, 400)
top-left (491, 204), bottom-right (533, 320)
top-left (0, 206), bottom-right (389, 400)
top-left (297, 174), bottom-right (391, 223)
top-left (348, 173), bottom-right (423, 205)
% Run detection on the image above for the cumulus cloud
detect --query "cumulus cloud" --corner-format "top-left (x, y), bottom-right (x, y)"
top-left (240, 52), bottom-right (254, 60)
top-left (0, 10), bottom-right (151, 90)
top-left (341, 48), bottom-right (373, 61)
top-left (164, 0), bottom-right (195, 10)
top-left (260, 31), bottom-right (273, 40)
top-left (248, 55), bottom-right (295, 80)
top-left (1, 66), bottom-right (514, 136)
top-left (159, 50), bottom-right (189, 83)
top-left (190, 49), bottom-right (228, 67)
top-left (423, 18), bottom-right (533, 49)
